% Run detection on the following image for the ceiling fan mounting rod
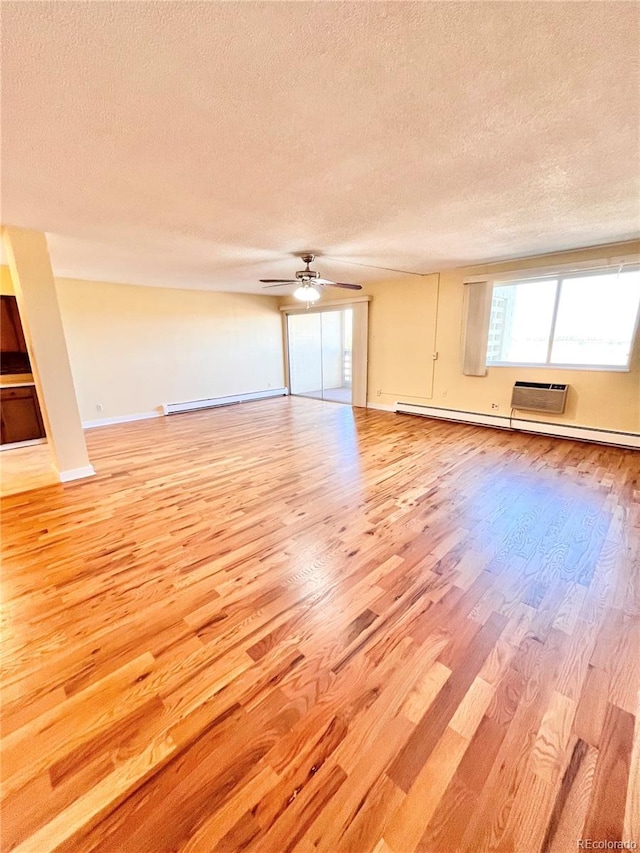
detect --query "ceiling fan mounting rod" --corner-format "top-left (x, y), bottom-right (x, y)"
top-left (296, 253), bottom-right (319, 280)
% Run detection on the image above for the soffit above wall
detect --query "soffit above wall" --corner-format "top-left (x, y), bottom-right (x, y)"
top-left (2, 1), bottom-right (639, 293)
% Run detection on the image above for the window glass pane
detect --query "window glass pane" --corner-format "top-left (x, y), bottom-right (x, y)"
top-left (550, 271), bottom-right (640, 366)
top-left (486, 280), bottom-right (557, 364)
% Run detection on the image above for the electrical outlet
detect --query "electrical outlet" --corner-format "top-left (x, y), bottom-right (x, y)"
top-left (376, 389), bottom-right (382, 396)
top-left (96, 403), bottom-right (104, 412)
top-left (491, 402), bottom-right (499, 410)
top-left (442, 390), bottom-right (448, 398)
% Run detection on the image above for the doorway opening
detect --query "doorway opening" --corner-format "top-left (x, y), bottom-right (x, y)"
top-left (287, 308), bottom-right (353, 404)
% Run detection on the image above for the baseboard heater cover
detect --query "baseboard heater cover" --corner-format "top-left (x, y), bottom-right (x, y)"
top-left (395, 403), bottom-right (640, 449)
top-left (163, 387), bottom-right (288, 416)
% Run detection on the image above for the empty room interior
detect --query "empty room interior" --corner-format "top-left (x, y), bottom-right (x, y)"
top-left (1, 2), bottom-right (639, 852)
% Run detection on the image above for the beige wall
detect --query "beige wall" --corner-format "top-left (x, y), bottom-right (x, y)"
top-left (1, 265), bottom-right (15, 295)
top-left (431, 243), bottom-right (639, 433)
top-left (4, 237), bottom-right (637, 434)
top-left (365, 276), bottom-right (440, 406)
top-left (52, 278), bottom-right (285, 422)
top-left (282, 240), bottom-right (639, 433)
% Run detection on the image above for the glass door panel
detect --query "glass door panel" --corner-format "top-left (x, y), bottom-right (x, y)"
top-left (321, 309), bottom-right (352, 404)
top-left (287, 308), bottom-right (354, 404)
top-left (288, 312), bottom-right (323, 399)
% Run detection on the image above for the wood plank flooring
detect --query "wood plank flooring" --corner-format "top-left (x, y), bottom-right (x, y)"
top-left (0, 442), bottom-right (58, 498)
top-left (1, 397), bottom-right (639, 852)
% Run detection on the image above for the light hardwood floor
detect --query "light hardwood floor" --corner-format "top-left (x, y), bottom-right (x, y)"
top-left (0, 442), bottom-right (58, 498)
top-left (1, 397), bottom-right (638, 852)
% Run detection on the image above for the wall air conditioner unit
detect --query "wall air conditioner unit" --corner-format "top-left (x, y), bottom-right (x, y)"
top-left (511, 381), bottom-right (568, 414)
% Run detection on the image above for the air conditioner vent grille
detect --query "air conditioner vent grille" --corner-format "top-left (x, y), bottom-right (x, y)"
top-left (511, 381), bottom-right (568, 414)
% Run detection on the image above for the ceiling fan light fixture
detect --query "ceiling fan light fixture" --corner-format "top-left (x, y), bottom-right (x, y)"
top-left (260, 254), bottom-right (362, 295)
top-left (293, 284), bottom-right (320, 303)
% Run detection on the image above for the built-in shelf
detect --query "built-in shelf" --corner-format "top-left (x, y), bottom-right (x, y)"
top-left (0, 376), bottom-right (35, 389)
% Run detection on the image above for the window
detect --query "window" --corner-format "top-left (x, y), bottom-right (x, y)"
top-left (486, 268), bottom-right (640, 370)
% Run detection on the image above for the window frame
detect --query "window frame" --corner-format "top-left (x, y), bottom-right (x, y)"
top-left (485, 266), bottom-right (640, 372)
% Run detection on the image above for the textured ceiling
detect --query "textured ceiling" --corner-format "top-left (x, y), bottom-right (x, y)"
top-left (2, 1), bottom-right (639, 293)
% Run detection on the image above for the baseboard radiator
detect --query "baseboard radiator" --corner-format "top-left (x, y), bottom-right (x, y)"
top-left (163, 387), bottom-right (288, 416)
top-left (395, 402), bottom-right (639, 449)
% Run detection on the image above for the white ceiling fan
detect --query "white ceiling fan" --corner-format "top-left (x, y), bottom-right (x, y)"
top-left (260, 254), bottom-right (363, 302)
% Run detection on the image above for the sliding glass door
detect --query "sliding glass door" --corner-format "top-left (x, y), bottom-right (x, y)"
top-left (288, 308), bottom-right (353, 404)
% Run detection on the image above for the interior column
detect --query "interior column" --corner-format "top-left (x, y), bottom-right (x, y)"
top-left (2, 226), bottom-right (94, 481)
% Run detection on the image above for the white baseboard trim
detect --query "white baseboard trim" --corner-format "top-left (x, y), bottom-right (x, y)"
top-left (366, 402), bottom-right (397, 412)
top-left (59, 464), bottom-right (96, 483)
top-left (163, 387), bottom-right (288, 416)
top-left (0, 437), bottom-right (47, 452)
top-left (396, 403), bottom-right (640, 449)
top-left (83, 411), bottom-right (161, 429)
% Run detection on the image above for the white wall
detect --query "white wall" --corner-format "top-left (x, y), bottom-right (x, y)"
top-left (55, 277), bottom-right (285, 422)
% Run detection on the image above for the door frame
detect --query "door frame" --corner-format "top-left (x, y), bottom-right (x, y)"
top-left (280, 296), bottom-right (371, 407)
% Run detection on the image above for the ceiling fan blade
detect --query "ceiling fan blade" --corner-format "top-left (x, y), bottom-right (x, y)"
top-left (260, 279), bottom-right (298, 284)
top-left (321, 281), bottom-right (363, 290)
top-left (262, 283), bottom-right (297, 289)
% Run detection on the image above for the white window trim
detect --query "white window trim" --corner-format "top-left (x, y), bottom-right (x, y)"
top-left (485, 265), bottom-right (640, 372)
top-left (464, 253), bottom-right (639, 285)
top-left (487, 362), bottom-right (633, 373)
top-left (279, 295), bottom-right (371, 313)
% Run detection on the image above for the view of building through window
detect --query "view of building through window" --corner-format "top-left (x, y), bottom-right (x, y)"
top-left (486, 269), bottom-right (640, 368)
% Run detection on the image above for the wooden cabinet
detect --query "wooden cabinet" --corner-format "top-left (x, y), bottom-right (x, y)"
top-left (1, 296), bottom-right (31, 375)
top-left (0, 386), bottom-right (45, 444)
top-left (1, 296), bottom-right (28, 353)
top-left (0, 298), bottom-right (43, 443)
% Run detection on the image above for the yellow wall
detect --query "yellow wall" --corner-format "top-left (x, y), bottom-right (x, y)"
top-left (3, 237), bottom-right (637, 434)
top-left (365, 275), bottom-right (439, 406)
top-left (53, 278), bottom-right (285, 422)
top-left (430, 243), bottom-right (640, 433)
top-left (280, 282), bottom-right (440, 408)
top-left (282, 240), bottom-right (639, 433)
top-left (1, 265), bottom-right (14, 294)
